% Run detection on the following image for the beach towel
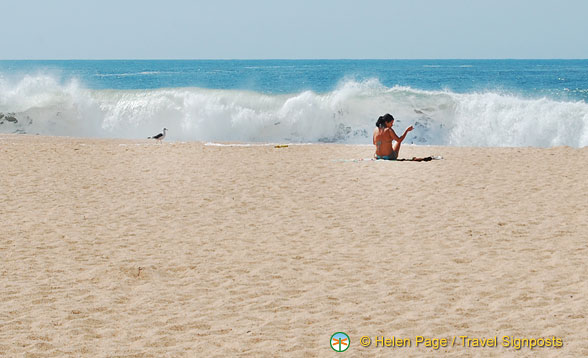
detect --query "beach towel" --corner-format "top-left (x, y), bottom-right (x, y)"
top-left (333, 156), bottom-right (443, 163)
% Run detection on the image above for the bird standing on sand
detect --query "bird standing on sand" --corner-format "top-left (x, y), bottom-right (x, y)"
top-left (149, 128), bottom-right (167, 141)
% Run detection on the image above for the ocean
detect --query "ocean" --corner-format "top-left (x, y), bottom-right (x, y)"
top-left (1, 60), bottom-right (587, 147)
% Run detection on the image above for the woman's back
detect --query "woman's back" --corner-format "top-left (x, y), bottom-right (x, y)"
top-left (373, 127), bottom-right (393, 156)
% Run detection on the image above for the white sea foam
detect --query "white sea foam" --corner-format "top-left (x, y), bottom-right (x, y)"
top-left (1, 75), bottom-right (587, 147)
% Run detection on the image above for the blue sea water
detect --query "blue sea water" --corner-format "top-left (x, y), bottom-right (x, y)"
top-left (1, 60), bottom-right (587, 147)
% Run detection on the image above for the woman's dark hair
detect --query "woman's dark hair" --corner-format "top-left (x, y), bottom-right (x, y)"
top-left (375, 113), bottom-right (395, 128)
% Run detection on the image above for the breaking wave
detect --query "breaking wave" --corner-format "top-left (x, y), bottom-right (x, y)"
top-left (1, 75), bottom-right (587, 147)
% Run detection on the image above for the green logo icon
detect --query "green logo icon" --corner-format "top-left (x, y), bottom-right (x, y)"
top-left (330, 332), bottom-right (350, 352)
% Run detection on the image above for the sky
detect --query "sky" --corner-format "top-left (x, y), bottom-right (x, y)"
top-left (1, 0), bottom-right (588, 59)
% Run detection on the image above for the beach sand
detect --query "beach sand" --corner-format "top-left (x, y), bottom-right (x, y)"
top-left (1, 134), bottom-right (587, 357)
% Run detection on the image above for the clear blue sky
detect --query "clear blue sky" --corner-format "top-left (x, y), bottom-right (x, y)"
top-left (2, 0), bottom-right (587, 59)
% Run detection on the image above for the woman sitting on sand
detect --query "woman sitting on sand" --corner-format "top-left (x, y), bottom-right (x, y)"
top-left (373, 113), bottom-right (413, 160)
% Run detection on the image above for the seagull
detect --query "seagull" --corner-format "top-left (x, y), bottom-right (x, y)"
top-left (148, 128), bottom-right (167, 141)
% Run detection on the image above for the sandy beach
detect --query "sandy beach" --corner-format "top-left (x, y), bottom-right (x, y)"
top-left (1, 134), bottom-right (587, 357)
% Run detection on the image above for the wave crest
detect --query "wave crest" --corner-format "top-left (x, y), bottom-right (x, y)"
top-left (1, 75), bottom-right (587, 147)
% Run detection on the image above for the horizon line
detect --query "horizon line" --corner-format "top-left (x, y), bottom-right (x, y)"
top-left (2, 58), bottom-right (588, 61)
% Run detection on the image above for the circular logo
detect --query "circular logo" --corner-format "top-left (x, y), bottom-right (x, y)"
top-left (330, 332), bottom-right (350, 352)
